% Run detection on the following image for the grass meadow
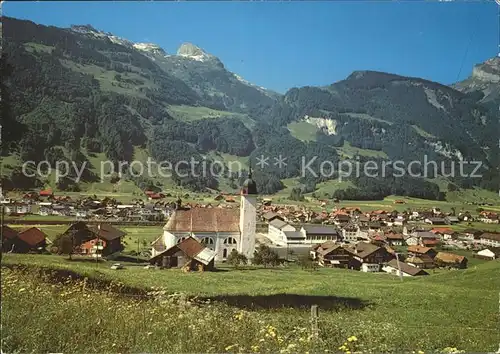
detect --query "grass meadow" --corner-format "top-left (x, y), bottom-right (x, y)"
top-left (1, 253), bottom-right (499, 353)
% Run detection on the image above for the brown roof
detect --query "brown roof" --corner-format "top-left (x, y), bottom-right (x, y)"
top-left (435, 252), bottom-right (467, 264)
top-left (386, 259), bottom-right (428, 276)
top-left (346, 242), bottom-right (382, 259)
top-left (18, 227), bottom-right (47, 247)
top-left (317, 244), bottom-right (341, 256)
top-left (407, 245), bottom-right (433, 255)
top-left (386, 233), bottom-right (404, 240)
top-left (406, 255), bottom-right (434, 264)
top-left (150, 237), bottom-right (207, 263)
top-left (164, 208), bottom-right (240, 233)
top-left (88, 224), bottom-right (126, 241)
top-left (480, 233), bottom-right (500, 242)
top-left (177, 237), bottom-right (206, 258)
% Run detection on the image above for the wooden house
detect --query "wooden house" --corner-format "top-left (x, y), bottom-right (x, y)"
top-left (149, 237), bottom-right (216, 272)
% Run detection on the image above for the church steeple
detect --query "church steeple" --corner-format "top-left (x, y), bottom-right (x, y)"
top-left (241, 165), bottom-right (257, 195)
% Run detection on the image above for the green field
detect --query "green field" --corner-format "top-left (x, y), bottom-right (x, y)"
top-left (2, 254), bottom-right (499, 353)
top-left (166, 105), bottom-right (256, 130)
top-left (287, 121), bottom-right (320, 142)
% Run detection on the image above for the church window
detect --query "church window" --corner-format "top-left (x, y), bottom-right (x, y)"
top-left (223, 237), bottom-right (237, 245)
top-left (177, 237), bottom-right (187, 244)
top-left (201, 237), bottom-right (215, 246)
top-left (223, 249), bottom-right (228, 258)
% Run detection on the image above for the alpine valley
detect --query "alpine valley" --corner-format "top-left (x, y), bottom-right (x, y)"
top-left (2, 16), bottom-right (499, 201)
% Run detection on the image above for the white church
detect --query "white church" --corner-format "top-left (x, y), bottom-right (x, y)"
top-left (151, 172), bottom-right (258, 262)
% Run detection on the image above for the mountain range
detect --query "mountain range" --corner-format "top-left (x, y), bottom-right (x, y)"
top-left (1, 16), bottom-right (499, 201)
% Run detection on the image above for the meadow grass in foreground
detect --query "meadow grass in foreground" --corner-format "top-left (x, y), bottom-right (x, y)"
top-left (2, 254), bottom-right (500, 353)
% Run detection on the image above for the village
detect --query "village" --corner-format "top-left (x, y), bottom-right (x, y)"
top-left (2, 185), bottom-right (500, 277)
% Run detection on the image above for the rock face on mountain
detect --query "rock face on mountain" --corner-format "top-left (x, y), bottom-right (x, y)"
top-left (454, 57), bottom-right (500, 104)
top-left (177, 42), bottom-right (215, 62)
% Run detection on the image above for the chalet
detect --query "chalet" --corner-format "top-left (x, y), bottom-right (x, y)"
top-left (393, 215), bottom-right (406, 226)
top-left (405, 254), bottom-right (435, 269)
top-left (407, 245), bottom-right (437, 259)
top-left (341, 223), bottom-right (368, 243)
top-left (424, 217), bottom-right (446, 225)
top-left (385, 232), bottom-right (405, 246)
top-left (300, 225), bottom-right (341, 243)
top-left (262, 212), bottom-right (283, 223)
top-left (345, 242), bottom-right (391, 272)
top-left (478, 233), bottom-right (500, 248)
top-left (431, 227), bottom-right (454, 240)
top-left (444, 216), bottom-right (459, 225)
top-left (461, 228), bottom-right (481, 241)
top-left (18, 227), bottom-right (49, 252)
top-left (421, 238), bottom-right (440, 247)
top-left (80, 238), bottom-right (106, 258)
top-left (61, 222), bottom-right (126, 256)
top-left (333, 213), bottom-right (351, 224)
top-left (316, 243), bottom-right (354, 269)
top-left (4, 202), bottom-right (31, 215)
top-left (475, 248), bottom-right (500, 260)
top-left (434, 252), bottom-right (468, 269)
top-left (382, 260), bottom-right (429, 277)
top-left (479, 212), bottom-right (498, 224)
top-left (149, 237), bottom-right (216, 272)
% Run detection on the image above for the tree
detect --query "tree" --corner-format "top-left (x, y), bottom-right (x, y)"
top-left (58, 233), bottom-right (76, 260)
top-left (227, 249), bottom-right (248, 269)
top-left (289, 187), bottom-right (304, 202)
top-left (253, 245), bottom-right (280, 268)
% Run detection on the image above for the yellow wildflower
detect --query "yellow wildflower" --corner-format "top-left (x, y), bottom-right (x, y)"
top-left (418, 351), bottom-right (424, 354)
top-left (347, 336), bottom-right (358, 342)
top-left (251, 345), bottom-right (259, 352)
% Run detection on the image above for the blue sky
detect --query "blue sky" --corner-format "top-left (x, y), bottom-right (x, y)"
top-left (5, 1), bottom-right (499, 93)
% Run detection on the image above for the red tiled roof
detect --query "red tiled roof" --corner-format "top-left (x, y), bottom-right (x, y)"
top-left (39, 189), bottom-right (53, 196)
top-left (18, 227), bottom-right (47, 247)
top-left (164, 208), bottom-right (240, 233)
top-left (431, 228), bottom-right (453, 234)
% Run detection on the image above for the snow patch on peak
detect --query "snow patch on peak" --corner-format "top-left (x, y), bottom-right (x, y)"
top-left (233, 73), bottom-right (269, 94)
top-left (133, 43), bottom-right (167, 56)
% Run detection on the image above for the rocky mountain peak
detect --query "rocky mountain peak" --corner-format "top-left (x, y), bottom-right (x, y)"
top-left (177, 42), bottom-right (215, 62)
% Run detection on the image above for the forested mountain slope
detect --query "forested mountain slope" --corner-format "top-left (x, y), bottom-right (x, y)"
top-left (2, 16), bottom-right (498, 200)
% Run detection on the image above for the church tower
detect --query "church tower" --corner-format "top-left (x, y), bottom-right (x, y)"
top-left (239, 168), bottom-right (257, 260)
